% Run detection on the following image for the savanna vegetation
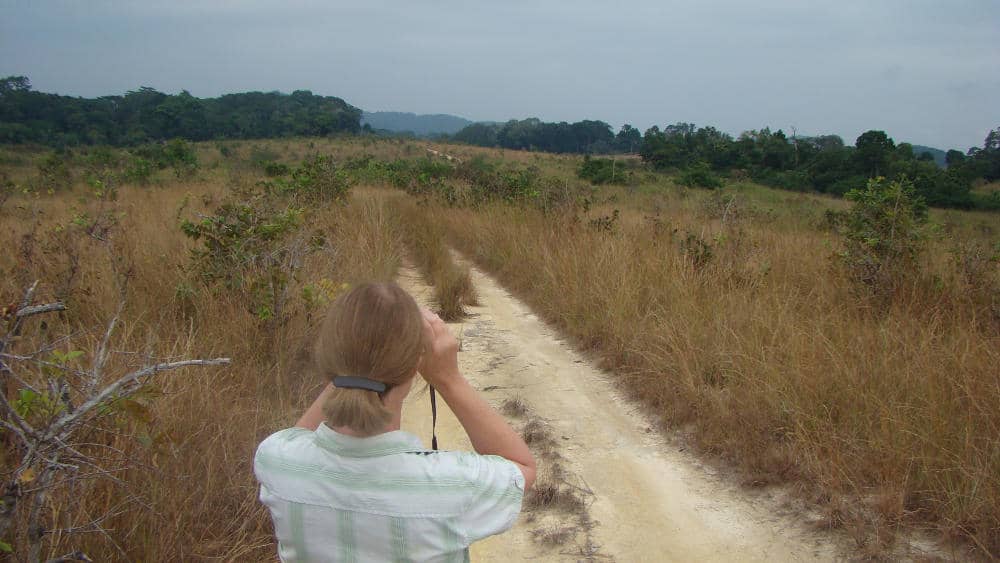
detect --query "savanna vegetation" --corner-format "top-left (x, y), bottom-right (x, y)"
top-left (452, 117), bottom-right (1000, 211)
top-left (1, 135), bottom-right (998, 559)
top-left (5, 76), bottom-right (999, 212)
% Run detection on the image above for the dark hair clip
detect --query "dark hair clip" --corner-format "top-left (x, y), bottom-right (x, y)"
top-left (333, 376), bottom-right (387, 393)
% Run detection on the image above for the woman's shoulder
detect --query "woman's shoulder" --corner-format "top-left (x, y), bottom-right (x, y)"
top-left (258, 426), bottom-right (313, 447)
top-left (254, 426), bottom-right (314, 463)
top-left (412, 450), bottom-right (524, 490)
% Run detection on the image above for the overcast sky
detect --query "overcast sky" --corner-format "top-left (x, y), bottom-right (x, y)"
top-left (2, 0), bottom-right (998, 150)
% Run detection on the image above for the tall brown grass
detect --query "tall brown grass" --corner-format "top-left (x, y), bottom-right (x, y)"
top-left (391, 197), bottom-right (477, 320)
top-left (435, 197), bottom-right (999, 557)
top-left (2, 138), bottom-right (997, 559)
top-left (0, 169), bottom-right (402, 559)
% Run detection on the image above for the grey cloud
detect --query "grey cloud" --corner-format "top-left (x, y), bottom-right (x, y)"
top-left (1, 0), bottom-right (998, 149)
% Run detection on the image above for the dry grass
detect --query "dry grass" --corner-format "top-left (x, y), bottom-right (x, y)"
top-left (0, 152), bottom-right (403, 559)
top-left (391, 198), bottom-right (477, 320)
top-left (2, 137), bottom-right (998, 559)
top-left (433, 193), bottom-right (1000, 556)
top-left (511, 409), bottom-right (599, 557)
top-left (500, 396), bottom-right (529, 418)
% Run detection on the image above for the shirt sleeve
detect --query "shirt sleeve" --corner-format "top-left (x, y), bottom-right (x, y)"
top-left (460, 453), bottom-right (526, 543)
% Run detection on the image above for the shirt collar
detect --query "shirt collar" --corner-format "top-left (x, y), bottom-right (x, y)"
top-left (313, 423), bottom-right (425, 457)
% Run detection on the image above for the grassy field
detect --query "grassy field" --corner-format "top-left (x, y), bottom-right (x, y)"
top-left (1, 137), bottom-right (997, 559)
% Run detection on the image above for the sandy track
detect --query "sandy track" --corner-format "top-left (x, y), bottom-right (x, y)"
top-left (398, 262), bottom-right (847, 562)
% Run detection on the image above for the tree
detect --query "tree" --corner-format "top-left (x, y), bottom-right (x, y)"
top-left (895, 143), bottom-right (915, 161)
top-left (615, 124), bottom-right (641, 153)
top-left (0, 75), bottom-right (31, 94)
top-left (854, 130), bottom-right (895, 177)
top-left (945, 149), bottom-right (966, 167)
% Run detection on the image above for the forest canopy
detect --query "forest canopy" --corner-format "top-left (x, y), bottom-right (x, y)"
top-left (0, 76), bottom-right (362, 146)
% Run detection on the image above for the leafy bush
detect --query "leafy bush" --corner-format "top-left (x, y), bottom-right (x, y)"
top-left (164, 138), bottom-right (198, 177)
top-left (678, 161), bottom-right (722, 189)
top-left (578, 156), bottom-right (633, 185)
top-left (262, 161), bottom-right (291, 177)
top-left (121, 156), bottom-right (155, 184)
top-left (839, 177), bottom-right (928, 297)
top-left (80, 146), bottom-right (121, 170)
top-left (180, 193), bottom-right (305, 322)
top-left (130, 139), bottom-right (198, 177)
top-left (36, 152), bottom-right (73, 191)
top-left (260, 154), bottom-right (352, 203)
top-left (828, 175), bottom-right (867, 197)
top-left (342, 154), bottom-right (393, 184)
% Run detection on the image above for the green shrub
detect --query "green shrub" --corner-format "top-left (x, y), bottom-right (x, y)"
top-left (262, 161), bottom-right (291, 177)
top-left (678, 161), bottom-right (722, 189)
top-left (122, 156), bottom-right (155, 184)
top-left (180, 193), bottom-right (304, 322)
top-left (578, 156), bottom-right (633, 185)
top-left (261, 154), bottom-right (351, 203)
top-left (36, 152), bottom-right (73, 192)
top-left (164, 138), bottom-right (198, 177)
top-left (130, 139), bottom-right (198, 177)
top-left (839, 177), bottom-right (928, 297)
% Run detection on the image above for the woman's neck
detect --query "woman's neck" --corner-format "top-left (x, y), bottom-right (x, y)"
top-left (331, 386), bottom-right (406, 437)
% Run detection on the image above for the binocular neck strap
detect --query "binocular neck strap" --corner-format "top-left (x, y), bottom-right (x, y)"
top-left (430, 385), bottom-right (438, 450)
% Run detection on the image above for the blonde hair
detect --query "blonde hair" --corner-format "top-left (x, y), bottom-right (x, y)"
top-left (315, 282), bottom-right (425, 435)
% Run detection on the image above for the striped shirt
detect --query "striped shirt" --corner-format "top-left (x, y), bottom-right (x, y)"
top-left (254, 423), bottom-right (525, 562)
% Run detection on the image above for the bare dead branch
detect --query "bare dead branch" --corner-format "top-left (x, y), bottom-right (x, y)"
top-left (0, 385), bottom-right (38, 441)
top-left (16, 302), bottom-right (67, 319)
top-left (52, 358), bottom-right (231, 440)
top-left (87, 299), bottom-right (124, 396)
top-left (45, 551), bottom-right (92, 563)
top-left (19, 280), bottom-right (39, 310)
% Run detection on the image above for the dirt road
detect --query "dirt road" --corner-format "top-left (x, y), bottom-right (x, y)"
top-left (398, 263), bottom-right (847, 562)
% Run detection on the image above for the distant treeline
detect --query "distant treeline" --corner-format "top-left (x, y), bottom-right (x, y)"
top-left (3, 76), bottom-right (998, 209)
top-left (0, 76), bottom-right (361, 147)
top-left (449, 118), bottom-right (1000, 210)
top-left (451, 118), bottom-right (637, 154)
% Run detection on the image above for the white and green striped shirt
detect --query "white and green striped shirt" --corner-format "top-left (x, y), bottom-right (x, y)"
top-left (254, 423), bottom-right (525, 562)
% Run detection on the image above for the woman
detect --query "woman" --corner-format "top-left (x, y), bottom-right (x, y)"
top-left (254, 282), bottom-right (536, 562)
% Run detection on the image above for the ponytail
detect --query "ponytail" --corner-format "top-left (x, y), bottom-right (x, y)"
top-left (314, 282), bottom-right (425, 436)
top-left (322, 387), bottom-right (393, 436)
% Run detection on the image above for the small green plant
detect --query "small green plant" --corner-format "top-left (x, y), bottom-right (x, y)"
top-left (36, 152), bottom-right (72, 192)
top-left (839, 177), bottom-right (928, 297)
top-left (262, 161), bottom-right (291, 177)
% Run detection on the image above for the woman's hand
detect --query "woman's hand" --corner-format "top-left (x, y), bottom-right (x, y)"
top-left (417, 307), bottom-right (537, 489)
top-left (417, 307), bottom-right (463, 390)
